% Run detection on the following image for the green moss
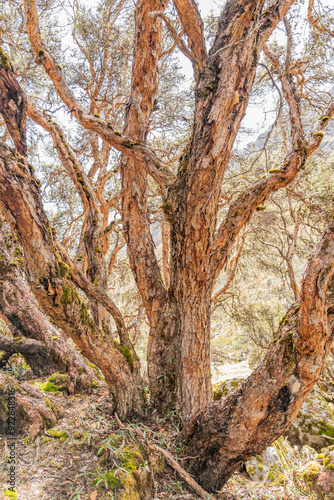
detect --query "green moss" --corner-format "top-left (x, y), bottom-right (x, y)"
top-left (318, 421), bottom-right (334, 439)
top-left (313, 130), bottom-right (324, 138)
top-left (268, 168), bottom-right (281, 173)
top-left (246, 465), bottom-right (256, 475)
top-left (95, 247), bottom-right (102, 253)
top-left (93, 277), bottom-right (98, 286)
top-left (87, 362), bottom-right (98, 372)
top-left (40, 382), bottom-right (61, 393)
top-left (4, 489), bottom-right (18, 499)
top-left (322, 240), bottom-right (329, 250)
top-left (77, 255), bottom-right (83, 261)
top-left (114, 131), bottom-right (122, 136)
top-left (9, 262), bottom-right (17, 266)
top-left (116, 343), bottom-right (134, 368)
top-left (256, 205), bottom-right (266, 211)
top-left (302, 461), bottom-right (321, 485)
top-left (266, 470), bottom-right (278, 483)
top-left (322, 116), bottom-right (330, 122)
top-left (61, 281), bottom-right (75, 307)
top-left (77, 367), bottom-right (86, 374)
top-left (0, 48), bottom-right (11, 70)
top-left (121, 445), bottom-right (144, 473)
top-left (213, 387), bottom-right (224, 401)
top-left (59, 261), bottom-right (70, 277)
top-left (48, 428), bottom-right (69, 442)
top-left (91, 470), bottom-right (119, 489)
top-left (54, 252), bottom-right (62, 262)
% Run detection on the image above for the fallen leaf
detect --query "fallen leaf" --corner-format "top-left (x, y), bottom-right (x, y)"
top-left (90, 491), bottom-right (97, 500)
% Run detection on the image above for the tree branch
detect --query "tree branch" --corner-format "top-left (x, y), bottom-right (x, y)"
top-left (172, 0), bottom-right (207, 70)
top-left (0, 47), bottom-right (27, 156)
top-left (211, 96), bottom-right (334, 278)
top-left (148, 10), bottom-right (200, 82)
top-left (308, 0), bottom-right (334, 37)
top-left (23, 0), bottom-right (174, 190)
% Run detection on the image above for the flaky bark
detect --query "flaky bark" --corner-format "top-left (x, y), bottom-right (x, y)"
top-left (172, 0), bottom-right (207, 70)
top-left (22, 0), bottom-right (306, 421)
top-left (0, 216), bottom-right (100, 390)
top-left (151, 0), bottom-right (300, 420)
top-left (27, 104), bottom-right (109, 329)
top-left (0, 48), bottom-right (27, 156)
top-left (181, 218), bottom-right (334, 491)
top-left (0, 144), bottom-right (145, 418)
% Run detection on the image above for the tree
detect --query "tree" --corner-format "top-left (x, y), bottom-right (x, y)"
top-left (1, 0), bottom-right (334, 492)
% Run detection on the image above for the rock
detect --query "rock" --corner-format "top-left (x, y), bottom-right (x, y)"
top-left (245, 436), bottom-right (296, 484)
top-left (284, 385), bottom-right (334, 450)
top-left (213, 378), bottom-right (243, 401)
top-left (299, 450), bottom-right (334, 499)
top-left (301, 444), bottom-right (318, 461)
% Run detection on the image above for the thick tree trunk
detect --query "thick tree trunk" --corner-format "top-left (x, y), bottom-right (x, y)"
top-left (0, 215), bottom-right (100, 390)
top-left (180, 219), bottom-right (334, 492)
top-left (149, 0), bottom-right (297, 421)
top-left (0, 144), bottom-right (145, 418)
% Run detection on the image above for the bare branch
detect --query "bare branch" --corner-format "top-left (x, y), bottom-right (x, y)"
top-left (149, 10), bottom-right (200, 81)
top-left (172, 0), bottom-right (207, 70)
top-left (23, 0), bottom-right (174, 190)
top-left (308, 0), bottom-right (334, 37)
top-left (211, 96), bottom-right (334, 278)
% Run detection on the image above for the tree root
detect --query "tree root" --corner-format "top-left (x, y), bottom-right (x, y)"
top-left (0, 373), bottom-right (62, 441)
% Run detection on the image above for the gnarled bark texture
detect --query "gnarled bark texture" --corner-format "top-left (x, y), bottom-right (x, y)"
top-left (0, 143), bottom-right (145, 418)
top-left (180, 219), bottom-right (334, 491)
top-left (0, 373), bottom-right (62, 441)
top-left (0, 216), bottom-right (100, 389)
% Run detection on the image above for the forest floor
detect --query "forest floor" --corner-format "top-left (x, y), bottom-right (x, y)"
top-left (0, 380), bottom-right (320, 500)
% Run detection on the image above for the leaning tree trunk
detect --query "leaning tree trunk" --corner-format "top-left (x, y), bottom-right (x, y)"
top-left (180, 219), bottom-right (334, 492)
top-left (0, 143), bottom-right (145, 419)
top-left (0, 332), bottom-right (55, 377)
top-left (0, 216), bottom-right (100, 390)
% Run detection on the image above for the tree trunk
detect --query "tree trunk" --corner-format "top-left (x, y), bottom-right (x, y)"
top-left (180, 218), bottom-right (334, 492)
top-left (0, 144), bottom-right (145, 418)
top-left (0, 215), bottom-right (100, 391)
top-left (0, 332), bottom-right (54, 377)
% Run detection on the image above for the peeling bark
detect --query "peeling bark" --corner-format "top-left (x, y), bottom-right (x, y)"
top-left (0, 145), bottom-right (145, 418)
top-left (0, 49), bottom-right (27, 156)
top-left (181, 219), bottom-right (334, 491)
top-left (0, 216), bottom-right (100, 390)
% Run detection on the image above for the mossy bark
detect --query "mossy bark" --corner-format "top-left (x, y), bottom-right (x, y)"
top-left (0, 373), bottom-right (61, 441)
top-left (0, 147), bottom-right (145, 418)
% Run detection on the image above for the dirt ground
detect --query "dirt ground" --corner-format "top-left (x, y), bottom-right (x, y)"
top-left (0, 387), bottom-right (319, 500)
